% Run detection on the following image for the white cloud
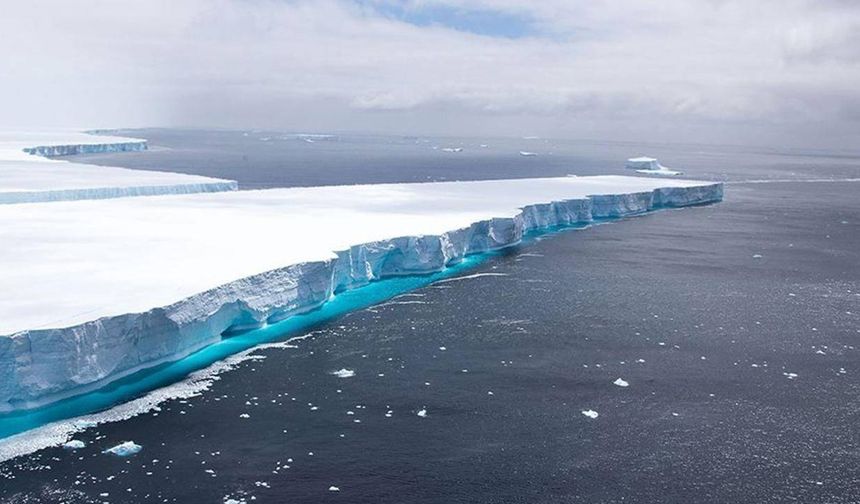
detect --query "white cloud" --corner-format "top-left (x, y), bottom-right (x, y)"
top-left (0, 0), bottom-right (858, 147)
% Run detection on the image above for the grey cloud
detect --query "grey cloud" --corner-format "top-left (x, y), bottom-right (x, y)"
top-left (0, 0), bottom-right (858, 149)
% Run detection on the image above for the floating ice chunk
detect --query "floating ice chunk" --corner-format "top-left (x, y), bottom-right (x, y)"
top-left (239, 413), bottom-right (250, 418)
top-left (417, 408), bottom-right (428, 418)
top-left (783, 372), bottom-right (799, 379)
top-left (329, 486), bottom-right (340, 492)
top-left (439, 346), bottom-right (447, 351)
top-left (441, 147), bottom-right (463, 153)
top-left (613, 378), bottom-right (629, 387)
top-left (332, 369), bottom-right (355, 378)
top-left (519, 151), bottom-right (538, 157)
top-left (63, 439), bottom-right (85, 450)
top-left (753, 254), bottom-right (763, 259)
top-left (581, 410), bottom-right (599, 419)
top-left (103, 441), bottom-right (142, 456)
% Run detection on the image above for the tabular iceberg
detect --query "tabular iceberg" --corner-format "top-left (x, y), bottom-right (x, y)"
top-left (0, 175), bottom-right (722, 412)
top-left (625, 156), bottom-right (682, 176)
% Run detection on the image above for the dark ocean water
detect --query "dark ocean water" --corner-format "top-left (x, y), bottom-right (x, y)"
top-left (1, 130), bottom-right (859, 503)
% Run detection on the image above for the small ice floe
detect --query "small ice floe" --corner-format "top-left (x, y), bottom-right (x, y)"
top-left (239, 413), bottom-right (250, 418)
top-left (331, 369), bottom-right (355, 378)
top-left (103, 441), bottom-right (142, 457)
top-left (753, 254), bottom-right (763, 259)
top-left (329, 486), bottom-right (340, 492)
top-left (62, 440), bottom-right (86, 450)
top-left (783, 372), bottom-right (799, 379)
top-left (519, 151), bottom-right (538, 157)
top-left (441, 147), bottom-right (463, 153)
top-left (625, 156), bottom-right (682, 176)
top-left (417, 408), bottom-right (428, 418)
top-left (439, 346), bottom-right (447, 351)
top-left (581, 410), bottom-right (599, 419)
top-left (488, 391), bottom-right (494, 395)
top-left (613, 378), bottom-right (629, 387)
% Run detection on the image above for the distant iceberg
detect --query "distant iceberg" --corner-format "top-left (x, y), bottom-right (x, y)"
top-left (625, 157), bottom-right (682, 176)
top-left (519, 151), bottom-right (538, 157)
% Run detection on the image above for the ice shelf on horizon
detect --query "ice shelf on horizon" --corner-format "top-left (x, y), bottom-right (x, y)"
top-left (0, 130), bottom-right (237, 204)
top-left (0, 172), bottom-right (722, 412)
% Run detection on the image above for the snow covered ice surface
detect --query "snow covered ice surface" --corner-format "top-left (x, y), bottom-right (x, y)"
top-left (0, 130), bottom-right (237, 203)
top-left (0, 132), bottom-right (722, 414)
top-left (625, 156), bottom-right (683, 176)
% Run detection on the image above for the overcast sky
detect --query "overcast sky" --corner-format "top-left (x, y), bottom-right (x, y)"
top-left (2, 0), bottom-right (859, 148)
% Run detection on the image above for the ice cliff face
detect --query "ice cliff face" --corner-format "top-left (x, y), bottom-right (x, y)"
top-left (0, 182), bottom-right (722, 412)
top-left (22, 140), bottom-right (148, 157)
top-left (0, 181), bottom-right (239, 205)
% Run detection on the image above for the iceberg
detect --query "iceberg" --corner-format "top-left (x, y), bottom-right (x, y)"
top-left (0, 131), bottom-right (722, 414)
top-left (103, 440), bottom-right (142, 456)
top-left (625, 156), bottom-right (682, 176)
top-left (62, 439), bottom-right (85, 450)
top-left (0, 131), bottom-right (238, 204)
top-left (0, 173), bottom-right (721, 413)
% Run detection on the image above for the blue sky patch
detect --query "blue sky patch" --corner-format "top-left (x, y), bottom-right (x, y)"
top-left (363, 2), bottom-right (536, 39)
